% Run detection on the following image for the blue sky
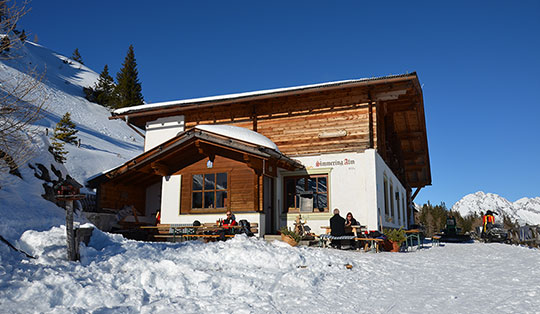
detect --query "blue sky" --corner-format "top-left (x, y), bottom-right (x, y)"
top-left (19, 1), bottom-right (540, 207)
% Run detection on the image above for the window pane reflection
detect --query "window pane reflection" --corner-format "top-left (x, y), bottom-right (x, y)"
top-left (318, 177), bottom-right (327, 193)
top-left (204, 173), bottom-right (215, 190)
top-left (216, 173), bottom-right (227, 190)
top-left (193, 174), bottom-right (203, 190)
top-left (192, 192), bottom-right (202, 208)
top-left (216, 191), bottom-right (227, 208)
top-left (204, 191), bottom-right (214, 208)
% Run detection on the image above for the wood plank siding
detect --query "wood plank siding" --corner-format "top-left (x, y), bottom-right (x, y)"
top-left (183, 88), bottom-right (379, 156)
top-left (179, 155), bottom-right (258, 214)
top-left (98, 181), bottom-right (148, 215)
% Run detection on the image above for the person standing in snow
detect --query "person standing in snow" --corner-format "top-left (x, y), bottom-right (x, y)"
top-left (330, 208), bottom-right (346, 248)
top-left (482, 210), bottom-right (496, 237)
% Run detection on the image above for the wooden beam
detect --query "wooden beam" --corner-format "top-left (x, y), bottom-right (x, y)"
top-left (252, 104), bottom-right (258, 131)
top-left (243, 154), bottom-right (263, 175)
top-left (411, 187), bottom-right (422, 201)
top-left (368, 91), bottom-right (374, 149)
top-left (402, 151), bottom-right (427, 158)
top-left (125, 121), bottom-right (145, 139)
top-left (404, 164), bottom-right (427, 171)
top-left (151, 162), bottom-right (170, 176)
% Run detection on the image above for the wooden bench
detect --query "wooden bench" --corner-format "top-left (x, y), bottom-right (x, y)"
top-left (319, 234), bottom-right (356, 248)
top-left (354, 237), bottom-right (384, 252)
top-left (146, 222), bottom-right (259, 242)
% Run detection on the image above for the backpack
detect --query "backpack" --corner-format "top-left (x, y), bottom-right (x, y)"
top-left (238, 219), bottom-right (254, 237)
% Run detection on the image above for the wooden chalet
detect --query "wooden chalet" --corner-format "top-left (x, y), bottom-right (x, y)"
top-left (87, 72), bottom-right (431, 235)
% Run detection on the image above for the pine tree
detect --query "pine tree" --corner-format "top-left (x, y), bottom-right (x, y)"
top-left (48, 140), bottom-right (67, 164)
top-left (115, 44), bottom-right (143, 108)
top-left (53, 112), bottom-right (78, 145)
top-left (71, 48), bottom-right (83, 64)
top-left (95, 64), bottom-right (116, 107)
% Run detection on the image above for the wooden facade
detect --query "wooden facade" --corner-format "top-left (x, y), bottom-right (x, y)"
top-left (88, 129), bottom-right (301, 216)
top-left (179, 156), bottom-right (258, 214)
top-left (111, 73), bottom-right (430, 190)
top-left (91, 73), bottom-right (431, 228)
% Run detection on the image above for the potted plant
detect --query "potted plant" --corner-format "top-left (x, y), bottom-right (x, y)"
top-left (383, 228), bottom-right (406, 252)
top-left (279, 227), bottom-right (301, 246)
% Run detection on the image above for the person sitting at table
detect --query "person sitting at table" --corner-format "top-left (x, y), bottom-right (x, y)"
top-left (217, 210), bottom-right (237, 241)
top-left (330, 208), bottom-right (346, 249)
top-left (222, 210), bottom-right (237, 229)
top-left (345, 212), bottom-right (358, 228)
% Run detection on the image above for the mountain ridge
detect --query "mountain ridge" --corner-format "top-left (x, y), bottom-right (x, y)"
top-left (451, 191), bottom-right (540, 225)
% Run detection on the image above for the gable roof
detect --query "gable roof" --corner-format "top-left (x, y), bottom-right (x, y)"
top-left (87, 127), bottom-right (302, 188)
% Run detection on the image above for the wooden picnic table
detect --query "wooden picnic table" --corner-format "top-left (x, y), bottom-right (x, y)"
top-left (320, 225), bottom-right (367, 237)
top-left (143, 223), bottom-right (249, 242)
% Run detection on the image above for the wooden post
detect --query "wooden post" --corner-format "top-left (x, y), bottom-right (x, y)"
top-left (65, 199), bottom-right (77, 261)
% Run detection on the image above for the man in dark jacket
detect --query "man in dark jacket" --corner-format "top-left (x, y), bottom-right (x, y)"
top-left (330, 208), bottom-right (346, 248)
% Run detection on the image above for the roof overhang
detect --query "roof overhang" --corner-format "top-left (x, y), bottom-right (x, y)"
top-left (110, 73), bottom-right (420, 128)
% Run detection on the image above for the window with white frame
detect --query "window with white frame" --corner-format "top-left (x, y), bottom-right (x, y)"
top-left (384, 176), bottom-right (389, 218)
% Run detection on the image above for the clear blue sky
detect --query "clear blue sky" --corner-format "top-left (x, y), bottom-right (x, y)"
top-left (19, 1), bottom-right (540, 207)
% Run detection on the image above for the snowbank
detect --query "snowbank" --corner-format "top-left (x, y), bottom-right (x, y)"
top-left (2, 231), bottom-right (539, 313)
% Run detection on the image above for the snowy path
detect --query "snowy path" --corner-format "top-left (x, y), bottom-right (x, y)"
top-left (1, 229), bottom-right (539, 313)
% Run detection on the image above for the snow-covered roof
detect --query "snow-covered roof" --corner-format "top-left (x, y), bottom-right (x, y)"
top-left (113, 73), bottom-right (416, 116)
top-left (195, 125), bottom-right (279, 152)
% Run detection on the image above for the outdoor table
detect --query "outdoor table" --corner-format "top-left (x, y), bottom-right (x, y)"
top-left (320, 225), bottom-right (366, 237)
top-left (405, 229), bottom-right (423, 250)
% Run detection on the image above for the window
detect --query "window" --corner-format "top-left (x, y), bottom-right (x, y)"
top-left (383, 176), bottom-right (389, 217)
top-left (284, 174), bottom-right (328, 212)
top-left (192, 172), bottom-right (228, 209)
top-left (402, 196), bottom-right (407, 225)
top-left (390, 183), bottom-right (395, 220)
top-left (397, 192), bottom-right (401, 224)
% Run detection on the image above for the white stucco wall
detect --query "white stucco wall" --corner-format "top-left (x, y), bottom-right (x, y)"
top-left (160, 175), bottom-right (181, 223)
top-left (144, 115), bottom-right (185, 152)
top-left (278, 150), bottom-right (381, 234)
top-left (277, 149), bottom-right (407, 235)
top-left (374, 152), bottom-right (407, 230)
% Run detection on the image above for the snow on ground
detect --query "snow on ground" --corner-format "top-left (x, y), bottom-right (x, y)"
top-left (1, 232), bottom-right (539, 313)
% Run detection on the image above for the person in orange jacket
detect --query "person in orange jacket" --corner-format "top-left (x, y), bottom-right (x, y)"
top-left (482, 210), bottom-right (496, 237)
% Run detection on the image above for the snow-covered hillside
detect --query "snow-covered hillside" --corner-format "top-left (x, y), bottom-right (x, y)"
top-left (0, 40), bottom-right (143, 240)
top-left (0, 40), bottom-right (143, 186)
top-left (452, 191), bottom-right (540, 225)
